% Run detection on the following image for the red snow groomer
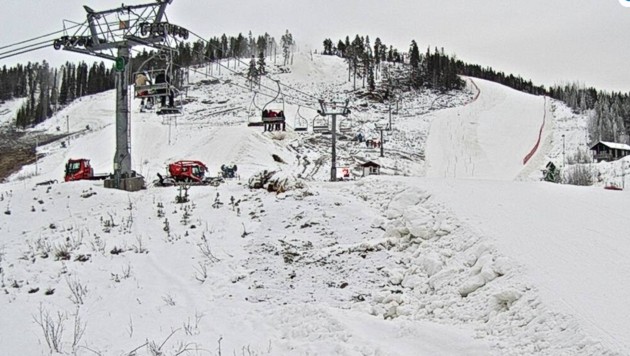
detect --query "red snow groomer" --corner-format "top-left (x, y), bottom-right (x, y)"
top-left (155, 160), bottom-right (223, 186)
top-left (64, 158), bottom-right (109, 182)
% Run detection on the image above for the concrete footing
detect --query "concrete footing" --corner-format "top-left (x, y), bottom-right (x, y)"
top-left (104, 176), bottom-right (145, 192)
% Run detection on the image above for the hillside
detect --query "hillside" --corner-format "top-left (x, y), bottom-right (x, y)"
top-left (0, 53), bottom-right (628, 356)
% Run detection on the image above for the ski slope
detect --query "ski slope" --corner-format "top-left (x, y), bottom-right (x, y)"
top-left (0, 53), bottom-right (628, 355)
top-left (420, 74), bottom-right (630, 352)
top-left (425, 78), bottom-right (548, 180)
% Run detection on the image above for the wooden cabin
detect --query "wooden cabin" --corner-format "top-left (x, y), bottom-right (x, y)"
top-left (590, 141), bottom-right (630, 162)
top-left (360, 161), bottom-right (381, 177)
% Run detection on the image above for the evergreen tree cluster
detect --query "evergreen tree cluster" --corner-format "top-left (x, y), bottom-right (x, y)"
top-left (8, 61), bottom-right (115, 129)
top-left (135, 31), bottom-right (281, 69)
top-left (455, 62), bottom-right (546, 96)
top-left (322, 35), bottom-right (463, 92)
top-left (549, 84), bottom-right (630, 142)
top-left (0, 64), bottom-right (28, 101)
top-left (410, 44), bottom-right (463, 91)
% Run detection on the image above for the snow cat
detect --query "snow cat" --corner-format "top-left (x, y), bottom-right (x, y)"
top-left (155, 160), bottom-right (223, 187)
top-left (64, 158), bottom-right (109, 182)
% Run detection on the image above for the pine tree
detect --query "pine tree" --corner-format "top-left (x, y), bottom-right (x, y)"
top-left (257, 35), bottom-right (268, 57)
top-left (280, 30), bottom-right (294, 66)
top-left (337, 40), bottom-right (346, 57)
top-left (323, 39), bottom-right (333, 55)
top-left (50, 68), bottom-right (58, 112)
top-left (59, 66), bottom-right (68, 105)
top-left (247, 55), bottom-right (258, 87)
top-left (409, 40), bottom-right (421, 88)
top-left (257, 50), bottom-right (266, 76)
top-left (220, 34), bottom-right (228, 59)
top-left (373, 37), bottom-right (382, 79)
top-left (368, 61), bottom-right (375, 92)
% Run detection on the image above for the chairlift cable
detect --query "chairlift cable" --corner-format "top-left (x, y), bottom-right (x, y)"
top-left (0, 23), bottom-right (83, 51)
top-left (187, 30), bottom-right (322, 102)
top-left (131, 45), bottom-right (317, 111)
top-left (0, 39), bottom-right (54, 58)
top-left (174, 61), bottom-right (315, 108)
top-left (169, 43), bottom-right (316, 108)
top-left (0, 44), bottom-right (51, 61)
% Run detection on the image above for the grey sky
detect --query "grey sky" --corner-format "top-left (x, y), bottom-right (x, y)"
top-left (2, 0), bottom-right (630, 92)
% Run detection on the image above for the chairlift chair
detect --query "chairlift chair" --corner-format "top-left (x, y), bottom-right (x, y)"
top-left (339, 116), bottom-right (353, 134)
top-left (247, 91), bottom-right (265, 126)
top-left (133, 50), bottom-right (183, 115)
top-left (294, 106), bottom-right (308, 132)
top-left (260, 80), bottom-right (286, 132)
top-left (312, 115), bottom-right (330, 134)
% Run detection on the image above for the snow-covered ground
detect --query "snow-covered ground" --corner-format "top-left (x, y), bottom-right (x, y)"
top-left (0, 97), bottom-right (26, 126)
top-left (0, 53), bottom-right (628, 355)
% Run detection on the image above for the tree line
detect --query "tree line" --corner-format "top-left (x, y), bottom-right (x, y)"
top-left (323, 35), bottom-right (629, 143)
top-left (548, 84), bottom-right (630, 143)
top-left (1, 61), bottom-right (116, 129)
top-left (132, 30), bottom-right (293, 71)
top-left (323, 35), bottom-right (463, 94)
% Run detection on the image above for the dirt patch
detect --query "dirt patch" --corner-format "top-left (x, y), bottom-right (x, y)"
top-left (0, 128), bottom-right (68, 181)
top-left (0, 147), bottom-right (37, 181)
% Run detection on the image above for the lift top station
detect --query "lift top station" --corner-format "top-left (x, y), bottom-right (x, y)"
top-left (53, 0), bottom-right (188, 191)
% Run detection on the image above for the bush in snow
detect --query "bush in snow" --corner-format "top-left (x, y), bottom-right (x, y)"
top-left (563, 164), bottom-right (594, 186)
top-left (248, 170), bottom-right (307, 193)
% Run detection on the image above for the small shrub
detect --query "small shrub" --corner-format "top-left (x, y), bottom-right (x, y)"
top-left (54, 246), bottom-right (71, 261)
top-left (563, 164), bottom-right (594, 186)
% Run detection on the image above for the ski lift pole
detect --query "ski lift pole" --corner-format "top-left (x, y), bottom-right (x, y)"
top-left (380, 127), bottom-right (384, 157)
top-left (318, 99), bottom-right (350, 182)
top-left (35, 137), bottom-right (38, 176)
top-left (623, 160), bottom-right (627, 190)
top-left (375, 121), bottom-right (390, 158)
top-left (389, 101), bottom-right (392, 129)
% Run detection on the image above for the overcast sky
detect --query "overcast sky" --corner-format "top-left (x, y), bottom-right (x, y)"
top-left (2, 0), bottom-right (630, 92)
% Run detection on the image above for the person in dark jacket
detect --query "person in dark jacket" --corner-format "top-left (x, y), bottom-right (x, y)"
top-left (155, 72), bottom-right (174, 108)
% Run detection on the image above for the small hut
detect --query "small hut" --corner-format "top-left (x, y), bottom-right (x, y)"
top-left (590, 141), bottom-right (630, 162)
top-left (360, 161), bottom-right (381, 177)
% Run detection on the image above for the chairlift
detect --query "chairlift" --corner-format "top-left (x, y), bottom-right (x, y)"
top-left (339, 116), bottom-right (353, 134)
top-left (133, 50), bottom-right (183, 115)
top-left (260, 80), bottom-right (286, 132)
top-left (247, 91), bottom-right (265, 127)
top-left (312, 115), bottom-right (330, 134)
top-left (294, 106), bottom-right (308, 132)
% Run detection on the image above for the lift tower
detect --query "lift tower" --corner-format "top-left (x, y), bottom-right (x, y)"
top-left (317, 99), bottom-right (350, 182)
top-left (53, 0), bottom-right (187, 191)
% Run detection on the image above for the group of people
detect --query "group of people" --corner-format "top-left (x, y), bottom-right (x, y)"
top-left (261, 109), bottom-right (286, 132)
top-left (365, 139), bottom-right (381, 148)
top-left (262, 109), bottom-right (285, 119)
top-left (135, 71), bottom-right (176, 111)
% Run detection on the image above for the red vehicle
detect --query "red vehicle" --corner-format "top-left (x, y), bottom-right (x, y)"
top-left (168, 160), bottom-right (208, 183)
top-left (64, 159), bottom-right (109, 182)
top-left (155, 160), bottom-right (222, 186)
